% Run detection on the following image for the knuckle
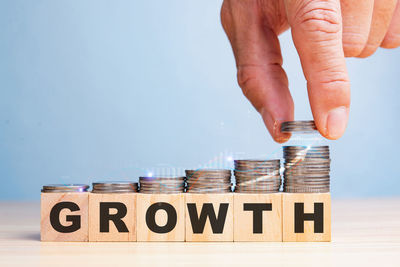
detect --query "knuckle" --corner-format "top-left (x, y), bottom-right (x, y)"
top-left (342, 34), bottom-right (367, 57)
top-left (237, 66), bottom-right (260, 95)
top-left (381, 34), bottom-right (400, 49)
top-left (220, 1), bottom-right (232, 31)
top-left (343, 44), bottom-right (364, 57)
top-left (317, 75), bottom-right (350, 101)
top-left (236, 65), bottom-right (265, 112)
top-left (356, 44), bottom-right (377, 58)
top-left (295, 0), bottom-right (341, 36)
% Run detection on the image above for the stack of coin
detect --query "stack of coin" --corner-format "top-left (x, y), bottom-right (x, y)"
top-left (234, 160), bottom-right (281, 193)
top-left (139, 176), bottom-right (185, 193)
top-left (92, 181), bottom-right (138, 193)
top-left (185, 169), bottom-right (232, 193)
top-left (281, 120), bottom-right (317, 133)
top-left (283, 146), bottom-right (330, 193)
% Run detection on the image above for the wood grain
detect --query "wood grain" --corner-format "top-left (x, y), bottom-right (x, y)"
top-left (40, 192), bottom-right (88, 242)
top-left (282, 193), bottom-right (331, 242)
top-left (185, 193), bottom-right (233, 242)
top-left (89, 193), bottom-right (137, 242)
top-left (136, 193), bottom-right (185, 242)
top-left (234, 193), bottom-right (282, 241)
top-left (2, 198), bottom-right (400, 266)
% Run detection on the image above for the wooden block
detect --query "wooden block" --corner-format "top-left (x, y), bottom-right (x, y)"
top-left (137, 193), bottom-right (185, 242)
top-left (233, 193), bottom-right (282, 242)
top-left (282, 193), bottom-right (331, 242)
top-left (185, 193), bottom-right (233, 242)
top-left (41, 192), bottom-right (89, 242)
top-left (89, 193), bottom-right (137, 242)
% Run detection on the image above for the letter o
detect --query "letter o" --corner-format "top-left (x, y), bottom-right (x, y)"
top-left (145, 202), bottom-right (177, 234)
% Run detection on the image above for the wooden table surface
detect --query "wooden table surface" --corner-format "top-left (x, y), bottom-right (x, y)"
top-left (1, 198), bottom-right (399, 266)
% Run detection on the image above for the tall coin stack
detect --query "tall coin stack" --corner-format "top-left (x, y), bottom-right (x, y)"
top-left (185, 169), bottom-right (232, 193)
top-left (281, 120), bottom-right (331, 193)
top-left (234, 160), bottom-right (281, 193)
top-left (139, 176), bottom-right (185, 193)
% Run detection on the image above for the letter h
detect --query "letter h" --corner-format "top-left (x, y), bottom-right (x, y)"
top-left (294, 202), bottom-right (324, 233)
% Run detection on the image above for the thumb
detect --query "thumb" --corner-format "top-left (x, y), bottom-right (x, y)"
top-left (285, 0), bottom-right (350, 139)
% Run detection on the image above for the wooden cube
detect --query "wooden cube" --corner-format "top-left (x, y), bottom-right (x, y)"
top-left (234, 193), bottom-right (282, 242)
top-left (185, 193), bottom-right (233, 242)
top-left (41, 192), bottom-right (89, 242)
top-left (89, 193), bottom-right (137, 242)
top-left (137, 193), bottom-right (185, 241)
top-left (282, 193), bottom-right (331, 242)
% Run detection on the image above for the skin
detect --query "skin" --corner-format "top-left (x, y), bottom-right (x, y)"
top-left (221, 0), bottom-right (400, 143)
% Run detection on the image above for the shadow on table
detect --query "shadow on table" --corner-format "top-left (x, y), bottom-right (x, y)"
top-left (19, 232), bottom-right (40, 241)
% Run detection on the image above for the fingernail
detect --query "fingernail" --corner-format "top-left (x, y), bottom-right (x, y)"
top-left (274, 120), bottom-right (291, 143)
top-left (326, 106), bottom-right (348, 139)
top-left (261, 109), bottom-right (291, 143)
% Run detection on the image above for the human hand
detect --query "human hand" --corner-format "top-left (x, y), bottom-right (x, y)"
top-left (221, 0), bottom-right (400, 142)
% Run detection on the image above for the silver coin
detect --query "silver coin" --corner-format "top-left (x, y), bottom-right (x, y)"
top-left (186, 179), bottom-right (231, 183)
top-left (235, 159), bottom-right (280, 164)
top-left (284, 162), bottom-right (330, 167)
top-left (235, 165), bottom-right (280, 169)
top-left (236, 186), bottom-right (281, 190)
top-left (284, 152), bottom-right (329, 156)
top-left (284, 181), bottom-right (330, 186)
top-left (186, 176), bottom-right (231, 180)
top-left (188, 189), bottom-right (232, 193)
top-left (236, 172), bottom-right (279, 177)
top-left (284, 170), bottom-right (330, 174)
top-left (185, 169), bottom-right (232, 193)
top-left (92, 181), bottom-right (138, 193)
top-left (41, 184), bottom-right (90, 193)
top-left (283, 151), bottom-right (330, 156)
top-left (284, 164), bottom-right (330, 169)
top-left (284, 177), bottom-right (330, 181)
top-left (186, 169), bottom-right (231, 175)
top-left (235, 173), bottom-right (281, 178)
top-left (233, 159), bottom-right (282, 193)
top-left (236, 189), bottom-right (280, 193)
top-left (237, 182), bottom-right (281, 187)
top-left (283, 145), bottom-right (329, 150)
top-left (284, 185), bottom-right (330, 190)
top-left (139, 176), bottom-right (185, 193)
top-left (140, 190), bottom-right (184, 194)
top-left (284, 188), bottom-right (330, 193)
top-left (282, 143), bottom-right (331, 192)
top-left (281, 121), bottom-right (317, 133)
top-left (285, 157), bottom-right (330, 162)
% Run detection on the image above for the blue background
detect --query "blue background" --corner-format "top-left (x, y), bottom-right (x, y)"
top-left (1, 0), bottom-right (399, 200)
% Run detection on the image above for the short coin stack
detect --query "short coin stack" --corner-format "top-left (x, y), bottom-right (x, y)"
top-left (139, 176), bottom-right (185, 193)
top-left (283, 146), bottom-right (330, 193)
top-left (41, 184), bottom-right (90, 193)
top-left (92, 181), bottom-right (138, 193)
top-left (234, 160), bottom-right (281, 193)
top-left (185, 169), bottom-right (232, 193)
top-left (281, 120), bottom-right (317, 133)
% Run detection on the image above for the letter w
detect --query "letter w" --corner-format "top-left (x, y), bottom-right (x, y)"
top-left (187, 203), bottom-right (229, 234)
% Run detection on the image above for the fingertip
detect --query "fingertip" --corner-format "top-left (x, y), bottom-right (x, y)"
top-left (306, 76), bottom-right (350, 141)
top-left (261, 110), bottom-right (293, 143)
top-left (273, 119), bottom-right (292, 143)
top-left (317, 106), bottom-right (349, 140)
top-left (357, 44), bottom-right (377, 58)
top-left (381, 35), bottom-right (400, 49)
top-left (274, 133), bottom-right (292, 144)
